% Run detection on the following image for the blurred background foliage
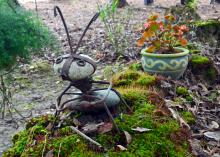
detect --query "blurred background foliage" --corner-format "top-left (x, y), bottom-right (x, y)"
top-left (0, 0), bottom-right (56, 72)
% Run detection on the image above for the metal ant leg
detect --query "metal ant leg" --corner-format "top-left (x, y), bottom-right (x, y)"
top-left (111, 88), bottom-right (132, 112)
top-left (56, 83), bottom-right (72, 111)
top-left (89, 80), bottom-right (120, 133)
top-left (103, 102), bottom-right (120, 133)
top-left (52, 83), bottom-right (75, 132)
top-left (92, 80), bottom-right (132, 112)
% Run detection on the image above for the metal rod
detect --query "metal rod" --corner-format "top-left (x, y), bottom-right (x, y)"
top-left (54, 6), bottom-right (74, 54)
top-left (73, 12), bottom-right (100, 54)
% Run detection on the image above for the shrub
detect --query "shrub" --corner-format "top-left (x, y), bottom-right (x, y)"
top-left (0, 0), bottom-right (55, 71)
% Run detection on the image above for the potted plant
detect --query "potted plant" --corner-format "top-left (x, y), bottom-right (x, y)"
top-left (137, 14), bottom-right (189, 79)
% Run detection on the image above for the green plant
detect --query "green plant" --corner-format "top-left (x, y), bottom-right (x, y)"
top-left (137, 14), bottom-right (189, 54)
top-left (186, 0), bottom-right (198, 9)
top-left (98, 0), bottom-right (133, 59)
top-left (0, 6), bottom-right (55, 71)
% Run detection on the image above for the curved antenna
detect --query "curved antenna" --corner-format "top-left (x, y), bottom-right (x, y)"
top-left (54, 6), bottom-right (74, 54)
top-left (73, 12), bottom-right (100, 54)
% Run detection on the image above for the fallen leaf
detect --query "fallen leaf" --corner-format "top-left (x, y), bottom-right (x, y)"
top-left (124, 131), bottom-right (132, 145)
top-left (97, 122), bottom-right (113, 134)
top-left (82, 122), bottom-right (104, 134)
top-left (116, 145), bottom-right (127, 151)
top-left (131, 127), bottom-right (151, 133)
top-left (204, 131), bottom-right (220, 141)
top-left (46, 123), bottom-right (53, 131)
top-left (209, 121), bottom-right (219, 130)
top-left (45, 149), bottom-right (54, 157)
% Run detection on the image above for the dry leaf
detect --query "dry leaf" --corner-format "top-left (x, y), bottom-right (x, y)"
top-left (131, 127), bottom-right (151, 133)
top-left (124, 131), bottom-right (132, 145)
top-left (45, 149), bottom-right (54, 157)
top-left (116, 145), bottom-right (127, 151)
top-left (98, 122), bottom-right (113, 134)
top-left (82, 122), bottom-right (104, 134)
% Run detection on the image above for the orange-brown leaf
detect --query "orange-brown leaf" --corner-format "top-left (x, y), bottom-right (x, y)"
top-left (180, 25), bottom-right (188, 32)
top-left (179, 38), bottom-right (188, 47)
top-left (146, 45), bottom-right (156, 53)
top-left (137, 37), bottom-right (145, 47)
top-left (164, 14), bottom-right (175, 22)
top-left (142, 30), bottom-right (154, 39)
top-left (148, 14), bottom-right (159, 21)
top-left (173, 25), bottom-right (180, 32)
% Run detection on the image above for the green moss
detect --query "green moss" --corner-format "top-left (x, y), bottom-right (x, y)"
top-left (129, 63), bottom-right (142, 71)
top-left (112, 69), bottom-right (156, 87)
top-left (116, 87), bottom-right (148, 109)
top-left (136, 75), bottom-right (156, 86)
top-left (26, 114), bottom-right (54, 129)
top-left (185, 95), bottom-right (193, 103)
top-left (205, 67), bottom-right (217, 80)
top-left (181, 111), bottom-right (196, 125)
top-left (29, 60), bottom-right (51, 73)
top-left (5, 131), bottom-right (29, 157)
top-left (176, 87), bottom-right (189, 96)
top-left (58, 126), bottom-right (74, 136)
top-left (195, 20), bottom-right (220, 28)
top-left (191, 55), bottom-right (210, 65)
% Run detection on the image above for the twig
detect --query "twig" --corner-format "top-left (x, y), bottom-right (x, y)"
top-left (41, 133), bottom-right (48, 157)
top-left (58, 142), bottom-right (62, 157)
top-left (69, 126), bottom-right (103, 148)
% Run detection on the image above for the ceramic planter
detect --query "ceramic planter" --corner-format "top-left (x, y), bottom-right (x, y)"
top-left (141, 47), bottom-right (189, 79)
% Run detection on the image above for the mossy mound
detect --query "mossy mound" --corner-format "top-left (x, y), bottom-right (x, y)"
top-left (195, 20), bottom-right (220, 29)
top-left (3, 70), bottom-right (192, 157)
top-left (195, 20), bottom-right (220, 46)
top-left (112, 69), bottom-right (157, 88)
top-left (190, 55), bottom-right (218, 83)
top-left (191, 55), bottom-right (210, 65)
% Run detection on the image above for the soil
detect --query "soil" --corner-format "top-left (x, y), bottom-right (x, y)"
top-left (0, 0), bottom-right (220, 156)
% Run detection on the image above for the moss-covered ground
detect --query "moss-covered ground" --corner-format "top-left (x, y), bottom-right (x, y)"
top-left (3, 68), bottom-right (193, 157)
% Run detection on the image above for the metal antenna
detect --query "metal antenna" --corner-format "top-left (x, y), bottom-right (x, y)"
top-left (54, 6), bottom-right (74, 54)
top-left (73, 12), bottom-right (100, 54)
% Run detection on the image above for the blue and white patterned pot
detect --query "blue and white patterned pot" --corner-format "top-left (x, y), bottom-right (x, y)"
top-left (141, 47), bottom-right (189, 79)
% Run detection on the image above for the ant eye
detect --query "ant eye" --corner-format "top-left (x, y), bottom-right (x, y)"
top-left (55, 57), bottom-right (63, 64)
top-left (77, 60), bottom-right (86, 66)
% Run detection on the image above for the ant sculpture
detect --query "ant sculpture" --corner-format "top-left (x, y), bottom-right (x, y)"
top-left (52, 6), bottom-right (130, 134)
